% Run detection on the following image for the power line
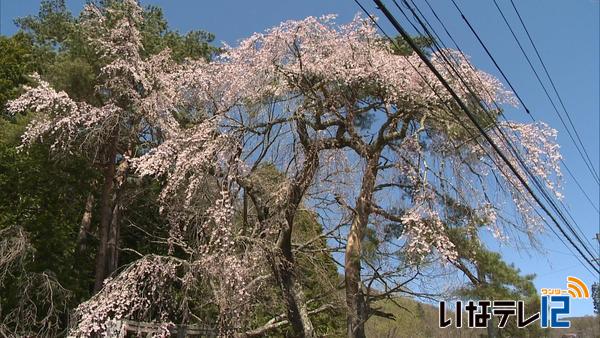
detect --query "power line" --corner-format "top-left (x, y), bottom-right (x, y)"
top-left (363, 0), bottom-right (599, 274)
top-left (398, 0), bottom-right (598, 264)
top-left (445, 0), bottom-right (598, 257)
top-left (450, 0), bottom-right (600, 185)
top-left (410, 0), bottom-right (600, 260)
top-left (508, 0), bottom-right (600, 183)
top-left (352, 0), bottom-right (600, 276)
top-left (396, 0), bottom-right (598, 264)
top-left (352, 0), bottom-right (598, 275)
top-left (415, 0), bottom-right (600, 265)
top-left (416, 0), bottom-right (599, 253)
top-left (491, 0), bottom-right (600, 205)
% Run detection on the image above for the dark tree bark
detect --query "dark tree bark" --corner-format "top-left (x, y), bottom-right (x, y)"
top-left (76, 193), bottom-right (95, 253)
top-left (241, 119), bottom-right (320, 338)
top-left (271, 223), bottom-right (316, 338)
top-left (106, 160), bottom-right (129, 275)
top-left (244, 182), bottom-right (315, 338)
top-left (93, 141), bottom-right (118, 292)
top-left (105, 200), bottom-right (121, 275)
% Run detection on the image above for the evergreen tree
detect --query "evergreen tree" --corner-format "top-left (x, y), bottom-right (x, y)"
top-left (448, 227), bottom-right (543, 338)
top-left (0, 0), bottom-right (216, 335)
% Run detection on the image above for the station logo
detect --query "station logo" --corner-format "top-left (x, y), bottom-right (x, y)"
top-left (439, 276), bottom-right (590, 329)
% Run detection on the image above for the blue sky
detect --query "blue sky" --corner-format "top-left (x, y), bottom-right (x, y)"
top-left (1, 0), bottom-right (598, 317)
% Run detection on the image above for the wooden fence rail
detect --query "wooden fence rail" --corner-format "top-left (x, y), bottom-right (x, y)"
top-left (70, 320), bottom-right (219, 338)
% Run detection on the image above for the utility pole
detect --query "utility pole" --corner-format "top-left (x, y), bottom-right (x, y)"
top-left (596, 233), bottom-right (600, 264)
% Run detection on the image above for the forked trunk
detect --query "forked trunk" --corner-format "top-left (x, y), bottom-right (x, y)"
top-left (93, 137), bottom-right (130, 292)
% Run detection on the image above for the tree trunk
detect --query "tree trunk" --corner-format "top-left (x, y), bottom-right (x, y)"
top-left (345, 218), bottom-right (366, 338)
top-left (106, 201), bottom-right (121, 275)
top-left (245, 118), bottom-right (318, 337)
top-left (245, 182), bottom-right (315, 338)
top-left (487, 314), bottom-right (496, 338)
top-left (93, 145), bottom-right (117, 292)
top-left (271, 213), bottom-right (316, 338)
top-left (106, 160), bottom-right (129, 275)
top-left (271, 258), bottom-right (315, 338)
top-left (76, 193), bottom-right (95, 253)
top-left (345, 155), bottom-right (379, 338)
top-left (275, 122), bottom-right (319, 338)
top-left (243, 180), bottom-right (316, 338)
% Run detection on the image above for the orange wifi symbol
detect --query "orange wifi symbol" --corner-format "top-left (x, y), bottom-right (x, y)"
top-left (566, 276), bottom-right (590, 299)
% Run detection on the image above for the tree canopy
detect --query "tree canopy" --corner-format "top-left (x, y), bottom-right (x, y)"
top-left (0, 1), bottom-right (572, 337)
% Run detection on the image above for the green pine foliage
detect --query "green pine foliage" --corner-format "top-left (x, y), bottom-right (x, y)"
top-left (0, 33), bottom-right (40, 114)
top-left (0, 1), bottom-right (217, 334)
